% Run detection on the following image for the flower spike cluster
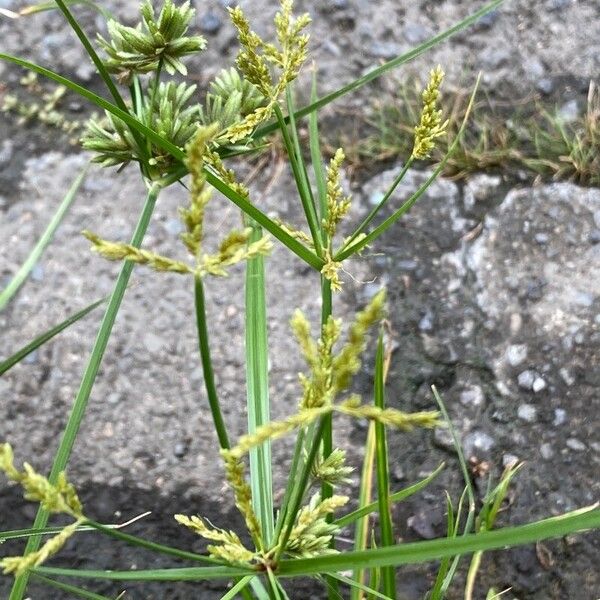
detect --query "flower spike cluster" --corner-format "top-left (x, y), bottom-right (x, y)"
top-left (412, 65), bottom-right (449, 159)
top-left (98, 0), bottom-right (206, 83)
top-left (0, 443), bottom-right (86, 577)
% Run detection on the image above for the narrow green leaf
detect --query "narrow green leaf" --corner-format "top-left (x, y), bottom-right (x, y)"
top-left (220, 576), bottom-right (255, 600)
top-left (335, 462), bottom-right (445, 528)
top-left (9, 183), bottom-right (161, 600)
top-left (335, 75), bottom-right (481, 262)
top-left (253, 0), bottom-right (506, 139)
top-left (34, 565), bottom-right (253, 581)
top-left (19, 0), bottom-right (113, 20)
top-left (331, 573), bottom-right (393, 600)
top-left (0, 297), bottom-right (106, 376)
top-left (278, 506), bottom-right (600, 576)
top-left (245, 224), bottom-right (274, 545)
top-left (373, 332), bottom-right (396, 598)
top-left (308, 71), bottom-right (327, 222)
top-left (0, 165), bottom-right (88, 311)
top-left (29, 574), bottom-right (113, 600)
top-left (195, 275), bottom-right (230, 450)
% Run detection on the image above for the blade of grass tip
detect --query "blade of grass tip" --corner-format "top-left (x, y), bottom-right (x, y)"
top-left (277, 504), bottom-right (600, 577)
top-left (351, 421), bottom-right (376, 600)
top-left (29, 574), bottom-right (114, 600)
top-left (51, 0), bottom-right (150, 165)
top-left (334, 462), bottom-right (445, 528)
top-left (220, 576), bottom-right (255, 600)
top-left (335, 74), bottom-right (482, 262)
top-left (9, 182), bottom-right (161, 600)
top-left (245, 222), bottom-right (274, 545)
top-left (253, 0), bottom-right (505, 139)
top-left (34, 564), bottom-right (253, 582)
top-left (272, 99), bottom-right (322, 256)
top-left (0, 296), bottom-right (106, 376)
top-left (308, 67), bottom-right (327, 221)
top-left (194, 275), bottom-right (230, 450)
top-left (249, 576), bottom-right (271, 600)
top-left (373, 331), bottom-right (396, 599)
top-left (0, 164), bottom-right (88, 311)
top-left (431, 385), bottom-right (476, 593)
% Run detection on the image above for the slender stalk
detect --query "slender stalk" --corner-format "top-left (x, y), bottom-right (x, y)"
top-left (373, 331), bottom-right (396, 598)
top-left (308, 71), bottom-right (327, 221)
top-left (9, 182), bottom-right (161, 600)
top-left (320, 276), bottom-right (333, 503)
top-left (194, 275), bottom-right (230, 450)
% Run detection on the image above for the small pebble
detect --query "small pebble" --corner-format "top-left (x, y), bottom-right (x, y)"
top-left (517, 369), bottom-right (536, 390)
top-left (517, 403), bottom-right (537, 423)
top-left (506, 344), bottom-right (528, 367)
top-left (432, 427), bottom-right (455, 452)
top-left (534, 232), bottom-right (549, 245)
top-left (532, 377), bottom-right (547, 393)
top-left (463, 431), bottom-right (495, 458)
top-left (403, 22), bottom-right (430, 44)
top-left (540, 443), bottom-right (554, 460)
top-left (566, 438), bottom-right (586, 452)
top-left (174, 442), bottom-right (188, 458)
top-left (553, 408), bottom-right (567, 426)
top-left (536, 78), bottom-right (555, 95)
top-left (475, 9), bottom-right (500, 29)
top-left (502, 453), bottom-right (519, 468)
top-left (559, 368), bottom-right (575, 386)
top-left (460, 385), bottom-right (485, 408)
top-left (418, 309), bottom-right (434, 332)
top-left (557, 99), bottom-right (578, 123)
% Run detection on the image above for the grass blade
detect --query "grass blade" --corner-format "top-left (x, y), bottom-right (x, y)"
top-left (221, 576), bottom-right (255, 600)
top-left (0, 297), bottom-right (106, 376)
top-left (335, 462), bottom-right (445, 528)
top-left (278, 505), bottom-right (600, 576)
top-left (34, 565), bottom-right (252, 581)
top-left (308, 70), bottom-right (328, 221)
top-left (253, 0), bottom-right (505, 139)
top-left (9, 183), bottom-right (161, 600)
top-left (245, 224), bottom-right (274, 544)
top-left (194, 275), bottom-right (230, 450)
top-left (373, 332), bottom-right (396, 598)
top-left (335, 74), bottom-right (481, 262)
top-left (0, 165), bottom-right (88, 311)
top-left (29, 574), bottom-right (113, 600)
top-left (331, 573), bottom-right (393, 600)
top-left (351, 421), bottom-right (376, 600)
top-left (19, 1), bottom-right (113, 21)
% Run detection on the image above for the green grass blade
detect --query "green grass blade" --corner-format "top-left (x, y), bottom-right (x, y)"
top-left (273, 101), bottom-right (322, 255)
top-left (194, 275), bottom-right (230, 450)
top-left (253, 0), bottom-right (505, 139)
top-left (335, 75), bottom-right (481, 262)
top-left (204, 170), bottom-right (323, 271)
top-left (351, 421), bottom-right (376, 600)
top-left (34, 565), bottom-right (252, 581)
top-left (278, 505), bottom-right (600, 576)
top-left (220, 575), bottom-right (255, 600)
top-left (308, 71), bottom-right (327, 222)
top-left (86, 521), bottom-right (220, 565)
top-left (29, 574), bottom-right (113, 600)
top-left (245, 224), bottom-right (274, 545)
top-left (9, 183), bottom-right (161, 600)
top-left (0, 165), bottom-right (88, 311)
top-left (373, 332), bottom-right (396, 598)
top-left (0, 297), bottom-right (106, 376)
top-left (335, 462), bottom-right (445, 528)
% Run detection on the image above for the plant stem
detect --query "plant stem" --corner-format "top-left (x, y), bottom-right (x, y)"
top-left (194, 274), bottom-right (230, 450)
top-left (320, 276), bottom-right (333, 503)
top-left (9, 182), bottom-right (161, 600)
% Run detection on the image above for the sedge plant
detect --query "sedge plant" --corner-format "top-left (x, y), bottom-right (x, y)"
top-left (1, 1), bottom-right (600, 599)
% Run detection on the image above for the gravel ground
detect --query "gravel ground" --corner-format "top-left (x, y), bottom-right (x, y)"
top-left (1, 0), bottom-right (599, 598)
